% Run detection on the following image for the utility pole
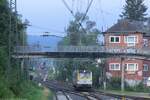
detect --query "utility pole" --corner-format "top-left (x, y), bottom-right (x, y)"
top-left (121, 57), bottom-right (125, 92)
top-left (8, 0), bottom-right (17, 79)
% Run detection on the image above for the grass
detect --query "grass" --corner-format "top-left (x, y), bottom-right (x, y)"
top-left (11, 81), bottom-right (55, 100)
top-left (22, 86), bottom-right (54, 100)
top-left (0, 80), bottom-right (54, 100)
top-left (42, 87), bottom-right (54, 100)
top-left (100, 89), bottom-right (150, 98)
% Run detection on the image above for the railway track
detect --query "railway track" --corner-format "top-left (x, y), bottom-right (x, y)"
top-left (35, 79), bottom-right (102, 100)
top-left (34, 79), bottom-right (150, 100)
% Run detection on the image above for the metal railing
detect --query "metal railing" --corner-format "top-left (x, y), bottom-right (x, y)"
top-left (14, 45), bottom-right (150, 56)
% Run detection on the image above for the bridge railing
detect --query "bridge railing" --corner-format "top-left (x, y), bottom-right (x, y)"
top-left (57, 46), bottom-right (106, 52)
top-left (14, 46), bottom-right (150, 56)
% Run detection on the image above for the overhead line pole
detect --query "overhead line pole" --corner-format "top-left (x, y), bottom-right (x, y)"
top-left (8, 0), bottom-right (17, 79)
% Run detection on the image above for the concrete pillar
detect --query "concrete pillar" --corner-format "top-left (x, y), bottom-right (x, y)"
top-left (21, 59), bottom-right (24, 74)
top-left (103, 81), bottom-right (106, 90)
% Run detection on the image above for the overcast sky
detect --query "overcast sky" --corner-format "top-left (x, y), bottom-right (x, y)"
top-left (17, 0), bottom-right (150, 36)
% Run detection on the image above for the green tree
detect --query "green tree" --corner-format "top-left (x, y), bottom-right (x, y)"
top-left (120, 0), bottom-right (147, 21)
top-left (0, 0), bottom-right (28, 97)
top-left (59, 12), bottom-right (100, 46)
top-left (55, 12), bottom-right (103, 87)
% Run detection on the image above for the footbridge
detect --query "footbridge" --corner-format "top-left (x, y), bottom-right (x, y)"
top-left (12, 45), bottom-right (150, 59)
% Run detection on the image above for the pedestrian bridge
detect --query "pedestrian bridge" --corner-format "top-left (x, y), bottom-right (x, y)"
top-left (12, 45), bottom-right (150, 59)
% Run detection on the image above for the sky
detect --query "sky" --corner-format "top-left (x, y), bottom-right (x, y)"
top-left (17, 0), bottom-right (150, 36)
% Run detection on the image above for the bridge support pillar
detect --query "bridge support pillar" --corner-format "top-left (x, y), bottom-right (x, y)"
top-left (103, 81), bottom-right (106, 90)
top-left (21, 59), bottom-right (24, 75)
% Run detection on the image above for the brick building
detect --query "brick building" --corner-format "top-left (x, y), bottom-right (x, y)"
top-left (104, 19), bottom-right (150, 86)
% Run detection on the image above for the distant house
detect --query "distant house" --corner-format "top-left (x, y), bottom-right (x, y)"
top-left (104, 19), bottom-right (150, 86)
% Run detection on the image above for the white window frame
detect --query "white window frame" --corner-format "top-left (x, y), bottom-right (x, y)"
top-left (126, 63), bottom-right (138, 71)
top-left (124, 36), bottom-right (138, 46)
top-left (109, 63), bottom-right (120, 71)
top-left (143, 64), bottom-right (149, 71)
top-left (109, 36), bottom-right (120, 43)
top-left (143, 39), bottom-right (148, 47)
top-left (143, 77), bottom-right (148, 84)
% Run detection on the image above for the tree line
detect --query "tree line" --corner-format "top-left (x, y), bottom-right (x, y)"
top-left (0, 0), bottom-right (31, 98)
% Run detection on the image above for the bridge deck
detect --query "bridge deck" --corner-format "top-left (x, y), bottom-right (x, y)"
top-left (13, 46), bottom-right (150, 59)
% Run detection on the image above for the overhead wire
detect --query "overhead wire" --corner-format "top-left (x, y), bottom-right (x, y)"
top-left (72, 0), bottom-right (75, 15)
top-left (98, 0), bottom-right (106, 31)
top-left (80, 0), bottom-right (93, 23)
top-left (62, 0), bottom-right (86, 33)
top-left (62, 0), bottom-right (73, 14)
top-left (28, 24), bottom-right (66, 34)
top-left (61, 0), bottom-right (94, 34)
top-left (27, 32), bottom-right (65, 37)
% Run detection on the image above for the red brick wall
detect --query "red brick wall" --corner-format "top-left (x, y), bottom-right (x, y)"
top-left (104, 32), bottom-right (150, 81)
top-left (104, 32), bottom-right (143, 48)
top-left (106, 58), bottom-right (143, 80)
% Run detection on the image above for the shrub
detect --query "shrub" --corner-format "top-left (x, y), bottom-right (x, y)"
top-left (107, 77), bottom-right (121, 90)
top-left (125, 82), bottom-right (150, 92)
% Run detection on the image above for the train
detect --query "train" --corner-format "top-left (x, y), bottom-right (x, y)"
top-left (73, 70), bottom-right (92, 90)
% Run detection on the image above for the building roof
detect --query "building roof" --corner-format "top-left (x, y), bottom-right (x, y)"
top-left (105, 19), bottom-right (146, 34)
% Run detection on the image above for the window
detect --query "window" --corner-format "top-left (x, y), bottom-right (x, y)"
top-left (109, 63), bottom-right (120, 71)
top-left (143, 64), bottom-right (149, 71)
top-left (124, 36), bottom-right (138, 46)
top-left (143, 77), bottom-right (148, 84)
top-left (126, 63), bottom-right (138, 71)
top-left (110, 36), bottom-right (120, 43)
top-left (143, 39), bottom-right (148, 47)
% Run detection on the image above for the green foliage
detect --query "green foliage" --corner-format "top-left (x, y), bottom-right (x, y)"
top-left (59, 12), bottom-right (101, 46)
top-left (107, 77), bottom-right (121, 90)
top-left (18, 81), bottom-right (41, 100)
top-left (120, 0), bottom-right (147, 21)
top-left (0, 77), bottom-right (14, 98)
top-left (0, 0), bottom-right (28, 98)
top-left (107, 78), bottom-right (150, 92)
top-left (125, 82), bottom-right (150, 92)
top-left (55, 12), bottom-right (103, 87)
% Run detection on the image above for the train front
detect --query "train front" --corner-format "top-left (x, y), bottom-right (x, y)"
top-left (74, 70), bottom-right (92, 89)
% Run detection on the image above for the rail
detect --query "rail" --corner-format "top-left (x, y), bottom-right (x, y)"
top-left (36, 79), bottom-right (150, 100)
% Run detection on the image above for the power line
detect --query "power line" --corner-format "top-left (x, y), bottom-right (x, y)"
top-left (98, 0), bottom-right (106, 31)
top-left (62, 0), bottom-right (73, 14)
top-left (61, 0), bottom-right (93, 34)
top-left (28, 24), bottom-right (65, 33)
top-left (80, 0), bottom-right (93, 23)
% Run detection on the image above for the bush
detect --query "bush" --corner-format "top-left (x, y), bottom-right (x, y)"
top-left (125, 82), bottom-right (150, 92)
top-left (107, 77), bottom-right (121, 90)
top-left (0, 77), bottom-right (14, 98)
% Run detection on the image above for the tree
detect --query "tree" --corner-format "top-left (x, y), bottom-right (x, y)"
top-left (56, 12), bottom-right (103, 87)
top-left (59, 12), bottom-right (100, 46)
top-left (0, 0), bottom-right (29, 97)
top-left (120, 0), bottom-right (147, 21)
